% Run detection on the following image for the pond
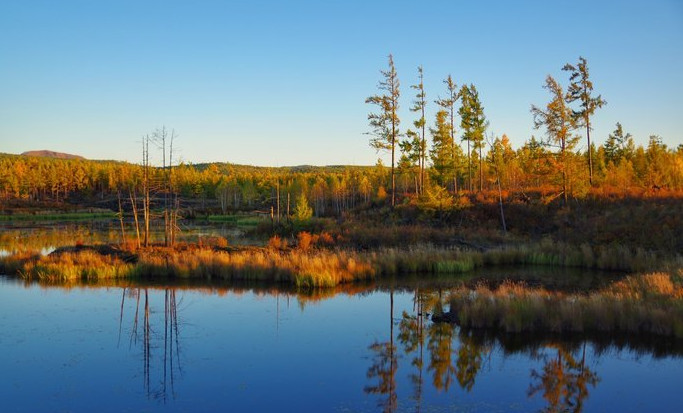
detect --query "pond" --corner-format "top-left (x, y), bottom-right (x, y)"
top-left (0, 219), bottom-right (253, 256)
top-left (1, 277), bottom-right (681, 412)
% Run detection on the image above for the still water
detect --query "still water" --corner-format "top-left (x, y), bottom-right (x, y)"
top-left (1, 277), bottom-right (681, 412)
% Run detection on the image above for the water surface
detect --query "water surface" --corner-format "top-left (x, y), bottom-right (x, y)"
top-left (1, 277), bottom-right (681, 412)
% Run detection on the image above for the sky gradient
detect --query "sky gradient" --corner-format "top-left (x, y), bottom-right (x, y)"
top-left (1, 0), bottom-right (681, 166)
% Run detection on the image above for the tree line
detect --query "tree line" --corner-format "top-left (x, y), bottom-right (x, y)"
top-left (366, 54), bottom-right (682, 206)
top-left (0, 54), bottom-right (681, 219)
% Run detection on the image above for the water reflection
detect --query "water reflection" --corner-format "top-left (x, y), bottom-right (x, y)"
top-left (527, 343), bottom-right (599, 412)
top-left (118, 287), bottom-right (183, 402)
top-left (364, 289), bottom-right (397, 412)
top-left (2, 277), bottom-right (681, 412)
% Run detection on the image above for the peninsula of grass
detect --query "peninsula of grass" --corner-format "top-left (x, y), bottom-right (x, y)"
top-left (436, 272), bottom-right (683, 338)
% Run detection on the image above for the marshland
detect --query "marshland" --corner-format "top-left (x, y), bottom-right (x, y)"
top-left (3, 1), bottom-right (683, 410)
top-left (2, 129), bottom-right (682, 412)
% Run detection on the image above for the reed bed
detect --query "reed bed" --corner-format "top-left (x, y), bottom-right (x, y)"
top-left (3, 246), bottom-right (375, 287)
top-left (134, 248), bottom-right (374, 287)
top-left (445, 271), bottom-right (683, 338)
top-left (17, 250), bottom-right (134, 281)
top-left (2, 239), bottom-right (679, 288)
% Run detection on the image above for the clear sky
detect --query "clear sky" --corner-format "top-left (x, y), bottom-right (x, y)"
top-left (1, 0), bottom-right (681, 166)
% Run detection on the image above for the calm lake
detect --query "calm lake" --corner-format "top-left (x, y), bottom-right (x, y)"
top-left (1, 221), bottom-right (682, 412)
top-left (1, 277), bottom-right (682, 413)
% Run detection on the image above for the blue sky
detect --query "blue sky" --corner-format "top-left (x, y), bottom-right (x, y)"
top-left (1, 0), bottom-right (681, 166)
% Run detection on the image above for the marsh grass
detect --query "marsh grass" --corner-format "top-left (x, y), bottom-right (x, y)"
top-left (2, 239), bottom-right (679, 288)
top-left (134, 247), bottom-right (375, 287)
top-left (446, 272), bottom-right (683, 338)
top-left (367, 241), bottom-right (669, 276)
top-left (4, 245), bottom-right (375, 287)
top-left (19, 250), bottom-right (134, 281)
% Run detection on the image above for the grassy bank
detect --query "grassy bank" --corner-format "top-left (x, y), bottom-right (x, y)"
top-left (2, 240), bottom-right (680, 286)
top-left (1, 245), bottom-right (375, 288)
top-left (441, 271), bottom-right (683, 338)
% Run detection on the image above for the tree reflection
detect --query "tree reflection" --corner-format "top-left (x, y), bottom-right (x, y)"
top-left (119, 287), bottom-right (183, 402)
top-left (397, 288), bottom-right (428, 411)
top-left (455, 330), bottom-right (486, 392)
top-left (365, 288), bottom-right (398, 412)
top-left (528, 342), bottom-right (599, 412)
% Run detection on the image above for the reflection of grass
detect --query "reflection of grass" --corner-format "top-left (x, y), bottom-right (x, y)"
top-left (0, 212), bottom-right (115, 221)
top-left (445, 272), bottom-right (683, 338)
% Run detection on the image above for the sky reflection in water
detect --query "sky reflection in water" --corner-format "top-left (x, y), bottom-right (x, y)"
top-left (0, 277), bottom-right (681, 412)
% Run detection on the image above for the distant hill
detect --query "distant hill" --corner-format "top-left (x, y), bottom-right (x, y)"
top-left (21, 150), bottom-right (85, 160)
top-left (192, 162), bottom-right (374, 174)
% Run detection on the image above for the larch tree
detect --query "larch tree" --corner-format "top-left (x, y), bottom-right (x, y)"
top-left (435, 75), bottom-right (460, 192)
top-left (399, 130), bottom-right (422, 195)
top-left (366, 54), bottom-right (400, 207)
top-left (604, 122), bottom-right (634, 165)
top-left (429, 110), bottom-right (455, 188)
top-left (562, 56), bottom-right (606, 186)
top-left (459, 84), bottom-right (487, 192)
top-left (531, 75), bottom-right (578, 205)
top-left (410, 65), bottom-right (427, 194)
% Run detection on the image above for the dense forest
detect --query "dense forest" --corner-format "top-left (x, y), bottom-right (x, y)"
top-left (0, 129), bottom-right (680, 215)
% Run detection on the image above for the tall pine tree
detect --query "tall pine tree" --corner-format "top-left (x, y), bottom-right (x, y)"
top-left (563, 57), bottom-right (606, 186)
top-left (410, 66), bottom-right (427, 194)
top-left (366, 54), bottom-right (400, 207)
top-left (435, 75), bottom-right (460, 192)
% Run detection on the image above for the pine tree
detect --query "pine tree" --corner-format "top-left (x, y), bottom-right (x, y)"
top-left (435, 75), bottom-right (460, 192)
top-left (459, 84), bottom-right (487, 192)
top-left (429, 110), bottom-right (455, 188)
top-left (604, 122), bottom-right (634, 165)
top-left (410, 66), bottom-right (427, 194)
top-left (531, 75), bottom-right (578, 205)
top-left (366, 54), bottom-right (400, 207)
top-left (563, 57), bottom-right (606, 186)
top-left (293, 191), bottom-right (313, 221)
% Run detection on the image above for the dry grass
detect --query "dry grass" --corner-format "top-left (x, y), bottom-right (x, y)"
top-left (135, 247), bottom-right (374, 288)
top-left (446, 271), bottom-right (683, 338)
top-left (3, 245), bottom-right (375, 287)
top-left (18, 250), bottom-right (134, 281)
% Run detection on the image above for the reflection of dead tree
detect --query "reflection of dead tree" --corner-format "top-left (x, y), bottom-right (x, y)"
top-left (163, 289), bottom-right (182, 401)
top-left (365, 289), bottom-right (397, 413)
top-left (119, 287), bottom-right (183, 402)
